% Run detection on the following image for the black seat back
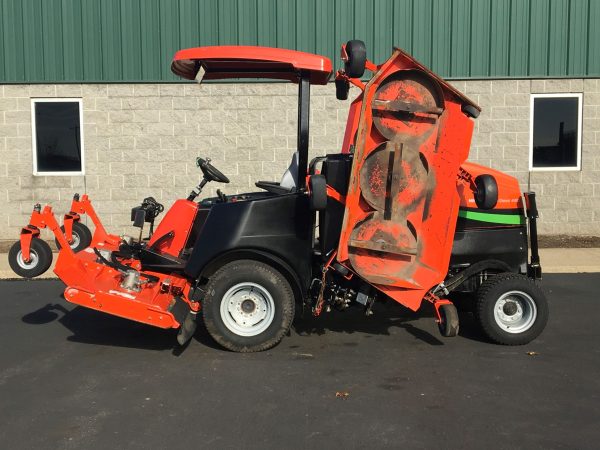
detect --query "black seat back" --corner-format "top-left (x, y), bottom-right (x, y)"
top-left (319, 153), bottom-right (353, 257)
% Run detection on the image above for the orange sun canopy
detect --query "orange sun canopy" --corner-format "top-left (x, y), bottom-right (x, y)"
top-left (171, 46), bottom-right (333, 85)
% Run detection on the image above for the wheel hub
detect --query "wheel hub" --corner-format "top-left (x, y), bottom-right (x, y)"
top-left (502, 301), bottom-right (518, 316)
top-left (220, 282), bottom-right (275, 337)
top-left (493, 291), bottom-right (537, 334)
top-left (68, 231), bottom-right (81, 249)
top-left (241, 299), bottom-right (256, 314)
top-left (17, 250), bottom-right (39, 269)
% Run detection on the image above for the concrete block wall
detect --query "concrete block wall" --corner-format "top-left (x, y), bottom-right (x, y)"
top-left (0, 82), bottom-right (354, 241)
top-left (457, 79), bottom-right (600, 235)
top-left (0, 78), bottom-right (599, 242)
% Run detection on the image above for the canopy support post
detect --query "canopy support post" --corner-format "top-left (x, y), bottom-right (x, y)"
top-left (297, 72), bottom-right (310, 189)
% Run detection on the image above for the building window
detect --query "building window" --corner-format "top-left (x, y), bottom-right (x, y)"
top-left (31, 99), bottom-right (85, 175)
top-left (529, 93), bottom-right (582, 171)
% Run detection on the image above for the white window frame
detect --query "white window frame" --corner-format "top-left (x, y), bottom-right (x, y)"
top-left (529, 92), bottom-right (582, 172)
top-left (31, 98), bottom-right (85, 176)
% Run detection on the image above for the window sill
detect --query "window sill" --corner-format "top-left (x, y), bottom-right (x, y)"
top-left (33, 171), bottom-right (86, 176)
top-left (528, 166), bottom-right (581, 172)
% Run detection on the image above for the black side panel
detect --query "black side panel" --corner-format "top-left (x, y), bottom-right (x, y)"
top-left (184, 193), bottom-right (313, 291)
top-left (319, 201), bottom-right (345, 257)
top-left (450, 227), bottom-right (528, 272)
top-left (322, 153), bottom-right (353, 195)
top-left (185, 208), bottom-right (209, 250)
top-left (319, 153), bottom-right (353, 256)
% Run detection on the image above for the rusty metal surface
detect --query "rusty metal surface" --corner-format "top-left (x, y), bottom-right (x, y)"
top-left (349, 69), bottom-right (442, 288)
top-left (371, 70), bottom-right (443, 141)
top-left (337, 49), bottom-right (475, 311)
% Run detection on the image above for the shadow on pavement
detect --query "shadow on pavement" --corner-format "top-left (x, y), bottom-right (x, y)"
top-left (456, 312), bottom-right (489, 343)
top-left (20, 297), bottom-right (489, 351)
top-left (293, 301), bottom-right (445, 346)
top-left (22, 302), bottom-right (179, 352)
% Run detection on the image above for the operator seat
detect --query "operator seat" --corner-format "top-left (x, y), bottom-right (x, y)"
top-left (279, 151), bottom-right (299, 190)
top-left (255, 151), bottom-right (299, 194)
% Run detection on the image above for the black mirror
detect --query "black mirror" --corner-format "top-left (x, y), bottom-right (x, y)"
top-left (335, 78), bottom-right (349, 100)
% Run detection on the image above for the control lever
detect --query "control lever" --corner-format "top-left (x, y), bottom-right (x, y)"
top-left (217, 189), bottom-right (227, 203)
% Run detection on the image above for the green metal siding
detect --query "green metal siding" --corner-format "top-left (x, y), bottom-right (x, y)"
top-left (1, 0), bottom-right (599, 83)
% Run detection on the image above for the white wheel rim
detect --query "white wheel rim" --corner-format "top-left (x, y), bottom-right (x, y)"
top-left (16, 249), bottom-right (39, 269)
top-left (220, 282), bottom-right (275, 337)
top-left (493, 290), bottom-right (537, 334)
top-left (68, 231), bottom-right (81, 249)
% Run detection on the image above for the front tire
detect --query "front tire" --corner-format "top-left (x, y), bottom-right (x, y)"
top-left (475, 273), bottom-right (548, 345)
top-left (202, 260), bottom-right (295, 352)
top-left (54, 221), bottom-right (92, 252)
top-left (8, 238), bottom-right (53, 278)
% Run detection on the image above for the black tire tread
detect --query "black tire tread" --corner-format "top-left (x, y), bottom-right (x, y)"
top-left (54, 221), bottom-right (92, 252)
top-left (438, 303), bottom-right (459, 337)
top-left (474, 174), bottom-right (498, 210)
top-left (8, 238), bottom-right (53, 278)
top-left (202, 260), bottom-right (295, 353)
top-left (345, 39), bottom-right (367, 78)
top-left (309, 174), bottom-right (327, 210)
top-left (475, 272), bottom-right (548, 345)
top-left (462, 104), bottom-right (480, 118)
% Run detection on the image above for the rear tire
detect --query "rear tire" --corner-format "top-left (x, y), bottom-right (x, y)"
top-left (475, 273), bottom-right (548, 345)
top-left (54, 221), bottom-right (92, 252)
top-left (202, 260), bottom-right (295, 352)
top-left (8, 238), bottom-right (53, 278)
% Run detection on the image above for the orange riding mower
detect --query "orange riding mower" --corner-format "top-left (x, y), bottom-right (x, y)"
top-left (9, 41), bottom-right (547, 351)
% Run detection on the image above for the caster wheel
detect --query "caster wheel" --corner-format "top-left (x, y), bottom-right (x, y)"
top-left (474, 174), bottom-right (498, 210)
top-left (344, 40), bottom-right (367, 78)
top-left (438, 303), bottom-right (459, 337)
top-left (8, 238), bottom-right (53, 278)
top-left (462, 104), bottom-right (480, 118)
top-left (55, 221), bottom-right (92, 252)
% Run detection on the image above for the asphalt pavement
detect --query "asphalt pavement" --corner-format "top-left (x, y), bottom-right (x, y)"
top-left (1, 274), bottom-right (599, 450)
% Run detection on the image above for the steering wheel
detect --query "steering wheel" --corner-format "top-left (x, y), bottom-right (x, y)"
top-left (196, 157), bottom-right (230, 184)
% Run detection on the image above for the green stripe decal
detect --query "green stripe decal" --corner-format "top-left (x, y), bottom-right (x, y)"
top-left (458, 210), bottom-right (524, 225)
